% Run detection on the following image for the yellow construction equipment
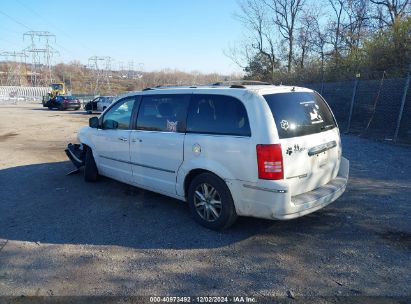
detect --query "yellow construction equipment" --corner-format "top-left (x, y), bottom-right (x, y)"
top-left (42, 82), bottom-right (66, 106)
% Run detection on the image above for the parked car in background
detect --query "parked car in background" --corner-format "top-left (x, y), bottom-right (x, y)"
top-left (84, 96), bottom-right (114, 114)
top-left (66, 83), bottom-right (349, 230)
top-left (46, 95), bottom-right (81, 110)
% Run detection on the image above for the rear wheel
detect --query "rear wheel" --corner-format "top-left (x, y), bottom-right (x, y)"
top-left (188, 173), bottom-right (237, 230)
top-left (84, 147), bottom-right (99, 182)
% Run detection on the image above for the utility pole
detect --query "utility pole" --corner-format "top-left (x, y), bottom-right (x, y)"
top-left (23, 31), bottom-right (58, 86)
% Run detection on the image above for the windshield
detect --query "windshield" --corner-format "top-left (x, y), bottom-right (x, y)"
top-left (263, 92), bottom-right (336, 139)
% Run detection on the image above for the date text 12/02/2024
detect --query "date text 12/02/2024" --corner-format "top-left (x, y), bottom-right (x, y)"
top-left (149, 296), bottom-right (257, 303)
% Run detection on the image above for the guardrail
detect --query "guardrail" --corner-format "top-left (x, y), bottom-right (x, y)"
top-left (0, 86), bottom-right (50, 101)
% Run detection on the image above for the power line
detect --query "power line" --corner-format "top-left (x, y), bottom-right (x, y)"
top-left (0, 6), bottom-right (79, 64)
top-left (0, 37), bottom-right (21, 49)
top-left (14, 0), bottom-right (98, 55)
top-left (0, 9), bottom-right (32, 31)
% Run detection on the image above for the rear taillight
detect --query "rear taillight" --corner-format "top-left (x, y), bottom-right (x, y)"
top-left (256, 144), bottom-right (284, 180)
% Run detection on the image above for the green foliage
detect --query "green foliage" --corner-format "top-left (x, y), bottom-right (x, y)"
top-left (244, 52), bottom-right (277, 81)
top-left (363, 17), bottom-right (411, 76)
top-left (243, 17), bottom-right (411, 83)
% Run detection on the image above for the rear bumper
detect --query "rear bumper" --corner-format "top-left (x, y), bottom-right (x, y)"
top-left (228, 157), bottom-right (349, 220)
top-left (61, 103), bottom-right (80, 109)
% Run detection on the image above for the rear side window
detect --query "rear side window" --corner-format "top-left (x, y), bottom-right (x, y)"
top-left (137, 94), bottom-right (190, 132)
top-left (187, 94), bottom-right (251, 136)
top-left (263, 92), bottom-right (336, 139)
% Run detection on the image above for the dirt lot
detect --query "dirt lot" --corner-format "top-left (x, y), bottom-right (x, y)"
top-left (0, 103), bottom-right (410, 301)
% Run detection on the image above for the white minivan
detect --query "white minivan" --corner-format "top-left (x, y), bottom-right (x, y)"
top-left (66, 83), bottom-right (349, 230)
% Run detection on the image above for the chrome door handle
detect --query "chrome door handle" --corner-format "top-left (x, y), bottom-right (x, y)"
top-left (132, 138), bottom-right (143, 143)
top-left (118, 137), bottom-right (128, 142)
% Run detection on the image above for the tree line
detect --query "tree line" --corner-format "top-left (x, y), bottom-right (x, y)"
top-left (227, 0), bottom-right (411, 84)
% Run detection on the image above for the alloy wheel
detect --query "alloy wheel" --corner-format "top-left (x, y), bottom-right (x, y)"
top-left (193, 183), bottom-right (222, 222)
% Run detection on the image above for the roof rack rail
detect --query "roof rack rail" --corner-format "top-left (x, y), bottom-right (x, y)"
top-left (211, 80), bottom-right (271, 86)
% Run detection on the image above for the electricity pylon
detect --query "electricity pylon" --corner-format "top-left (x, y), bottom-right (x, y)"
top-left (0, 51), bottom-right (28, 86)
top-left (23, 31), bottom-right (59, 86)
top-left (88, 56), bottom-right (112, 94)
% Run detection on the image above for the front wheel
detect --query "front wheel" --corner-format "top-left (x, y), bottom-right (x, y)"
top-left (188, 173), bottom-right (237, 230)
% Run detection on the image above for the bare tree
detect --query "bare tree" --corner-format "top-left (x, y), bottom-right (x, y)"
top-left (327, 0), bottom-right (347, 66)
top-left (232, 0), bottom-right (280, 79)
top-left (369, 0), bottom-right (411, 26)
top-left (296, 10), bottom-right (317, 69)
top-left (263, 0), bottom-right (305, 73)
top-left (313, 21), bottom-right (329, 72)
top-left (342, 0), bottom-right (370, 50)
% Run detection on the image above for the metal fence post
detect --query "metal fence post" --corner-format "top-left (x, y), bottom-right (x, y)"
top-left (320, 68), bottom-right (325, 95)
top-left (345, 74), bottom-right (360, 134)
top-left (394, 63), bottom-right (411, 143)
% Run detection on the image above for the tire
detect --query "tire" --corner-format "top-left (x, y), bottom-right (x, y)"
top-left (47, 106), bottom-right (52, 110)
top-left (188, 173), bottom-right (237, 230)
top-left (84, 147), bottom-right (99, 182)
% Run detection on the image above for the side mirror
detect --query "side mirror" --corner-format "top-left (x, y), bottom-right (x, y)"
top-left (102, 119), bottom-right (119, 130)
top-left (89, 117), bottom-right (99, 128)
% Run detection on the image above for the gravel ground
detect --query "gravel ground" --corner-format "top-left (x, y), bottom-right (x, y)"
top-left (0, 104), bottom-right (410, 302)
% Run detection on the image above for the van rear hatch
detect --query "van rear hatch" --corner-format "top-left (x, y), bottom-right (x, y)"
top-left (263, 91), bottom-right (341, 196)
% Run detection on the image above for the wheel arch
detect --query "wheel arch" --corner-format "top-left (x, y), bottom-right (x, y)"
top-left (183, 168), bottom-right (226, 199)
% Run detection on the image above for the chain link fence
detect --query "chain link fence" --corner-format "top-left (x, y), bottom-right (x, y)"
top-left (305, 72), bottom-right (411, 144)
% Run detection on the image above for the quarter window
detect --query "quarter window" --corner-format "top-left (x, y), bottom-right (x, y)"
top-left (102, 97), bottom-right (137, 130)
top-left (186, 94), bottom-right (251, 136)
top-left (136, 94), bottom-right (190, 132)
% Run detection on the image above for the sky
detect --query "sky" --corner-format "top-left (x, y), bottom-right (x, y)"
top-left (0, 0), bottom-right (245, 74)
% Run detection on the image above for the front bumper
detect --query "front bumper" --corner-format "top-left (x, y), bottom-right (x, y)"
top-left (228, 157), bottom-right (349, 220)
top-left (65, 143), bottom-right (85, 168)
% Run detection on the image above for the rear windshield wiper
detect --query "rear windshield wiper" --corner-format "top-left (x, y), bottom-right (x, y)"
top-left (320, 124), bottom-right (334, 131)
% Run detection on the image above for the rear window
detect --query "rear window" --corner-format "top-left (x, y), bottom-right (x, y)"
top-left (263, 92), bottom-right (336, 139)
